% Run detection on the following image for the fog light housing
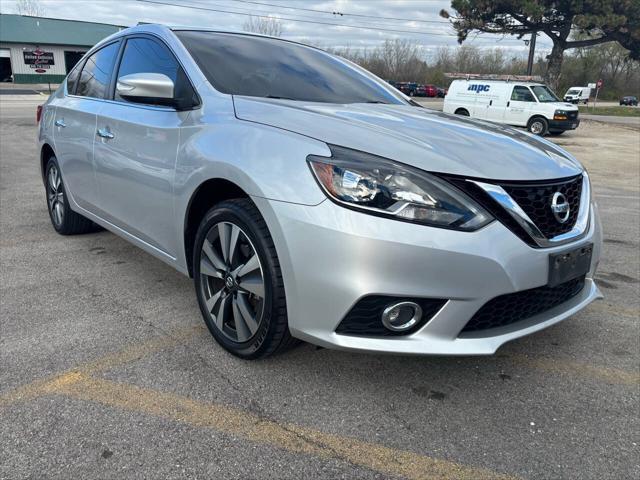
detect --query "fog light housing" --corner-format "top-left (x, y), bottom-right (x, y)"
top-left (381, 301), bottom-right (423, 332)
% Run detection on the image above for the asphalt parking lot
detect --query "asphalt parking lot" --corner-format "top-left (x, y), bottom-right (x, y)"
top-left (1, 97), bottom-right (638, 480)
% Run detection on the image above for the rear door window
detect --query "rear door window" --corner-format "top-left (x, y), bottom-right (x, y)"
top-left (76, 42), bottom-right (120, 99)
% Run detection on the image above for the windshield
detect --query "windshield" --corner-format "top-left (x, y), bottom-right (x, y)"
top-left (531, 85), bottom-right (561, 102)
top-left (567, 89), bottom-right (580, 95)
top-left (176, 31), bottom-right (406, 105)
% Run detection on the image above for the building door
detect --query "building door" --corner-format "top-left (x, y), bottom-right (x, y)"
top-left (64, 51), bottom-right (85, 74)
top-left (0, 48), bottom-right (12, 82)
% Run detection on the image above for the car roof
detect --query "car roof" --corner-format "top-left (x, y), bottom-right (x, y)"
top-left (99, 22), bottom-right (328, 53)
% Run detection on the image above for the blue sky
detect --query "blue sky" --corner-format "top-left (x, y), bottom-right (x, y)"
top-left (0, 0), bottom-right (553, 59)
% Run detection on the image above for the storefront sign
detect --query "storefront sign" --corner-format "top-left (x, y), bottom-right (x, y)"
top-left (23, 48), bottom-right (54, 71)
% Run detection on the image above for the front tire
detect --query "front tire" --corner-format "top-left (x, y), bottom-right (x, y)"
top-left (45, 157), bottom-right (96, 235)
top-left (527, 117), bottom-right (548, 136)
top-left (193, 199), bottom-right (295, 359)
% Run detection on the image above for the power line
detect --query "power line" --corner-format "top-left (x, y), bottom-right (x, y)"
top-left (227, 0), bottom-right (451, 25)
top-left (187, 0), bottom-right (434, 30)
top-left (135, 0), bottom-right (461, 37)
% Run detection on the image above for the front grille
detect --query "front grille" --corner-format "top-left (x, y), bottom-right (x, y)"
top-left (460, 276), bottom-right (586, 334)
top-left (501, 175), bottom-right (582, 238)
top-left (567, 111), bottom-right (578, 120)
top-left (336, 296), bottom-right (446, 337)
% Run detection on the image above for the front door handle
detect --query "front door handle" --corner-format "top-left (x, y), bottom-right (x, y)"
top-left (55, 119), bottom-right (66, 128)
top-left (97, 128), bottom-right (114, 139)
top-left (507, 101), bottom-right (510, 107)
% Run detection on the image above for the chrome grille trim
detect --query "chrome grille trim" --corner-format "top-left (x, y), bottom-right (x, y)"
top-left (470, 173), bottom-right (591, 248)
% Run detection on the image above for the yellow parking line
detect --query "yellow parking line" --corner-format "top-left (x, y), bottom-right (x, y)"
top-left (46, 372), bottom-right (516, 480)
top-left (588, 302), bottom-right (640, 319)
top-left (514, 355), bottom-right (640, 386)
top-left (0, 325), bottom-right (204, 408)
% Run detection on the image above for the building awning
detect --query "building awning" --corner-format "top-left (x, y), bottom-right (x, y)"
top-left (0, 14), bottom-right (125, 48)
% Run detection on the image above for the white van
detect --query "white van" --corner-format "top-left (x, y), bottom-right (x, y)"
top-left (563, 86), bottom-right (590, 104)
top-left (443, 79), bottom-right (580, 136)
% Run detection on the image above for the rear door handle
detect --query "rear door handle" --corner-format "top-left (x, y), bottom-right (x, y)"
top-left (55, 119), bottom-right (66, 128)
top-left (97, 128), bottom-right (114, 139)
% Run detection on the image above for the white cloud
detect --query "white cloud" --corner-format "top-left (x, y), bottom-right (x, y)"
top-left (1, 0), bottom-right (553, 59)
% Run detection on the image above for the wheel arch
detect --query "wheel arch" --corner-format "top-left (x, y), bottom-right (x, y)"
top-left (183, 178), bottom-right (252, 277)
top-left (454, 107), bottom-right (470, 116)
top-left (527, 114), bottom-right (548, 125)
top-left (40, 143), bottom-right (56, 183)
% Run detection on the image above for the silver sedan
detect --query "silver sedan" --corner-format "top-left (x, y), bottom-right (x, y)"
top-left (37, 24), bottom-right (602, 358)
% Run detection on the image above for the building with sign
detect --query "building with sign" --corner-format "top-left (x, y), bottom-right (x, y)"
top-left (0, 14), bottom-right (124, 84)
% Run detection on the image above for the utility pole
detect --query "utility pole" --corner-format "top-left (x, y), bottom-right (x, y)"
top-left (526, 32), bottom-right (537, 76)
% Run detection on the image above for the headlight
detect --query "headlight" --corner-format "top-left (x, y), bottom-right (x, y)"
top-left (554, 109), bottom-right (568, 120)
top-left (307, 146), bottom-right (493, 231)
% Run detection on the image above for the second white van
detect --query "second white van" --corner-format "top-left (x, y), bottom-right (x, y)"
top-left (564, 87), bottom-right (591, 104)
top-left (443, 79), bottom-right (580, 136)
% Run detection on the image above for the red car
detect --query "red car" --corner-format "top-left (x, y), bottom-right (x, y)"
top-left (423, 85), bottom-right (438, 97)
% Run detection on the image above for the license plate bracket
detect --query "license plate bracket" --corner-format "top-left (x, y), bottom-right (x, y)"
top-left (548, 244), bottom-right (593, 287)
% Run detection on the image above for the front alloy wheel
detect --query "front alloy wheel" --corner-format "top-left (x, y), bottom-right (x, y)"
top-left (193, 199), bottom-right (295, 358)
top-left (199, 221), bottom-right (265, 343)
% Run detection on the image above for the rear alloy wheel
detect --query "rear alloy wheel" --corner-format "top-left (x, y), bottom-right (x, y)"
top-left (45, 157), bottom-right (96, 235)
top-left (527, 117), bottom-right (548, 136)
top-left (47, 163), bottom-right (65, 228)
top-left (193, 199), bottom-right (295, 358)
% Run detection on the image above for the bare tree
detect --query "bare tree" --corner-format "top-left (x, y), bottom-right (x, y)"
top-left (242, 16), bottom-right (283, 37)
top-left (376, 39), bottom-right (425, 81)
top-left (16, 0), bottom-right (46, 16)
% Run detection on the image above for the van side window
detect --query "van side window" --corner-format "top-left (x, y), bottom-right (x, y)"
top-left (115, 37), bottom-right (197, 108)
top-left (511, 86), bottom-right (535, 102)
top-left (76, 42), bottom-right (120, 99)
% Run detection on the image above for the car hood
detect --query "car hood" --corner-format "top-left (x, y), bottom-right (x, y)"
top-left (233, 97), bottom-right (583, 181)
top-left (551, 101), bottom-right (580, 109)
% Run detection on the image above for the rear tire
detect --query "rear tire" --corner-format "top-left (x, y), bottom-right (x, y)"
top-left (527, 117), bottom-right (548, 136)
top-left (193, 199), bottom-right (297, 359)
top-left (455, 108), bottom-right (470, 116)
top-left (45, 157), bottom-right (97, 235)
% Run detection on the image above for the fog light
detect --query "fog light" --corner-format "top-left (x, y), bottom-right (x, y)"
top-left (381, 301), bottom-right (423, 332)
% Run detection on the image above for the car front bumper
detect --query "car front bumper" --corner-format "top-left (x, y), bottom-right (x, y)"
top-left (254, 197), bottom-right (602, 355)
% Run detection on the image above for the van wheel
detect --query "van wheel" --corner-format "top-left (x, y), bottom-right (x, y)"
top-left (455, 108), bottom-right (470, 116)
top-left (45, 157), bottom-right (97, 235)
top-left (527, 117), bottom-right (548, 136)
top-left (193, 199), bottom-right (297, 359)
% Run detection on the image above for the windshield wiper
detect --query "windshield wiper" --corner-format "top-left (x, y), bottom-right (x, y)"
top-left (264, 95), bottom-right (297, 101)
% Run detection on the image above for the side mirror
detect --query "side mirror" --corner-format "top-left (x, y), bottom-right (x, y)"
top-left (116, 72), bottom-right (175, 106)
